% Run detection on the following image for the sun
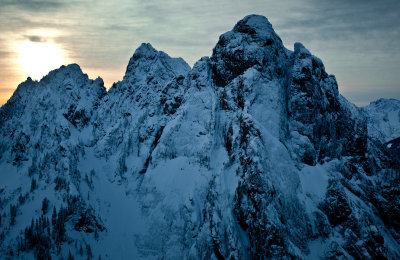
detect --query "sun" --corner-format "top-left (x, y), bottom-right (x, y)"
top-left (16, 40), bottom-right (67, 80)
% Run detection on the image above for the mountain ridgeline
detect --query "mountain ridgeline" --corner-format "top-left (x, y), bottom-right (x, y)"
top-left (0, 15), bottom-right (400, 259)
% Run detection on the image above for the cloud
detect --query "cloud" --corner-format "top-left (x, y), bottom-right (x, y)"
top-left (276, 0), bottom-right (400, 49)
top-left (25, 35), bottom-right (46, 42)
top-left (0, 0), bottom-right (68, 12)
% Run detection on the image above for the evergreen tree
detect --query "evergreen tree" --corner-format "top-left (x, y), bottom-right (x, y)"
top-left (30, 178), bottom-right (37, 192)
top-left (79, 244), bottom-right (83, 256)
top-left (10, 204), bottom-right (17, 225)
top-left (42, 198), bottom-right (49, 215)
top-left (51, 207), bottom-right (57, 227)
top-left (23, 216), bottom-right (52, 259)
top-left (18, 194), bottom-right (24, 204)
top-left (54, 208), bottom-right (66, 246)
top-left (68, 250), bottom-right (74, 260)
top-left (86, 244), bottom-right (92, 259)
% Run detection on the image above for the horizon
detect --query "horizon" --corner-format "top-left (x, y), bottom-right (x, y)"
top-left (1, 0), bottom-right (400, 106)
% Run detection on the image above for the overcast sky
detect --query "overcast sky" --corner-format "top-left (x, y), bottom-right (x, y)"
top-left (0, 0), bottom-right (399, 106)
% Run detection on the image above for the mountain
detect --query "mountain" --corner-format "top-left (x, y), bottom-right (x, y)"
top-left (362, 98), bottom-right (400, 142)
top-left (362, 98), bottom-right (400, 162)
top-left (0, 15), bottom-right (399, 259)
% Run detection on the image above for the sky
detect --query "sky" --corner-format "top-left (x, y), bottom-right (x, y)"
top-left (0, 0), bottom-right (399, 106)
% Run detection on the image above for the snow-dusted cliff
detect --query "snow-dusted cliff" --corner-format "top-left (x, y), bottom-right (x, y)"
top-left (0, 15), bottom-right (399, 259)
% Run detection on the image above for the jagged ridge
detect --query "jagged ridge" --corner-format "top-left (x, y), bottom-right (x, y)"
top-left (0, 14), bottom-right (399, 260)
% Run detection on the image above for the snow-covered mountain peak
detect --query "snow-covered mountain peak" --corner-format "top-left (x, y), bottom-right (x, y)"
top-left (10, 76), bottom-right (37, 97)
top-left (94, 43), bottom-right (191, 159)
top-left (119, 43), bottom-right (190, 92)
top-left (294, 42), bottom-right (311, 56)
top-left (131, 43), bottom-right (158, 59)
top-left (369, 98), bottom-right (400, 109)
top-left (0, 62), bottom-right (106, 167)
top-left (211, 14), bottom-right (288, 87)
top-left (362, 98), bottom-right (400, 142)
top-left (233, 14), bottom-right (276, 39)
top-left (47, 63), bottom-right (83, 76)
top-left (41, 63), bottom-right (89, 85)
top-left (11, 63), bottom-right (104, 98)
top-left (3, 63), bottom-right (105, 116)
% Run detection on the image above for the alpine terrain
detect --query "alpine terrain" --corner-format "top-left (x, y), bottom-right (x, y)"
top-left (0, 15), bottom-right (399, 259)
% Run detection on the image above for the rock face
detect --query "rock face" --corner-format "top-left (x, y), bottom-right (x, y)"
top-left (288, 43), bottom-right (367, 164)
top-left (211, 15), bottom-right (288, 87)
top-left (0, 14), bottom-right (400, 259)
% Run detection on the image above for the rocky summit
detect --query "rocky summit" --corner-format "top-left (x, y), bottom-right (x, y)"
top-left (0, 15), bottom-right (400, 259)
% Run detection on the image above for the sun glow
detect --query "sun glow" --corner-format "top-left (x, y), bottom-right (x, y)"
top-left (16, 40), bottom-right (67, 80)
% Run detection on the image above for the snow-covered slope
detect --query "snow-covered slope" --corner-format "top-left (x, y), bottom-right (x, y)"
top-left (362, 98), bottom-right (400, 142)
top-left (0, 15), bottom-right (400, 260)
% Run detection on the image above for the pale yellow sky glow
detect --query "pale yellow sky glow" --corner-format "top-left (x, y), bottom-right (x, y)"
top-left (15, 40), bottom-right (67, 80)
top-left (0, 28), bottom-right (71, 105)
